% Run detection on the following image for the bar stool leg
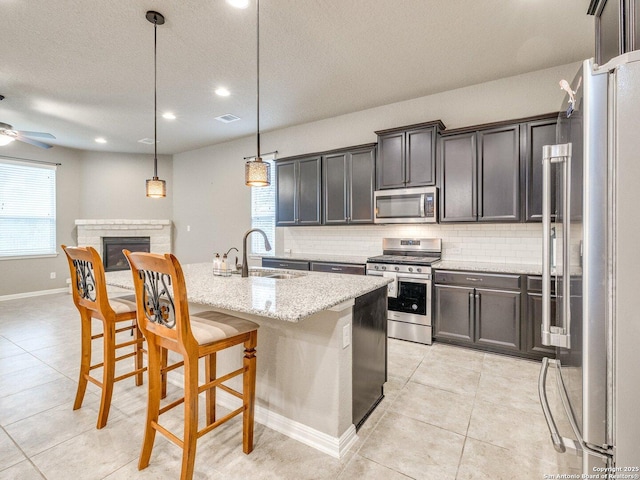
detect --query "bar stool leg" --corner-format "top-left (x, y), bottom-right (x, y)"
top-left (205, 352), bottom-right (216, 425)
top-left (97, 321), bottom-right (116, 429)
top-left (74, 309), bottom-right (92, 411)
top-left (242, 330), bottom-right (258, 454)
top-left (139, 343), bottom-right (162, 470)
top-left (181, 357), bottom-right (200, 480)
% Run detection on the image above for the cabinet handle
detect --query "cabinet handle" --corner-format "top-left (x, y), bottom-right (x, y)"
top-left (465, 277), bottom-right (482, 282)
top-left (331, 267), bottom-right (343, 271)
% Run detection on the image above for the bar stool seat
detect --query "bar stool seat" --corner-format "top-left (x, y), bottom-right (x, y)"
top-left (62, 245), bottom-right (146, 429)
top-left (124, 250), bottom-right (259, 480)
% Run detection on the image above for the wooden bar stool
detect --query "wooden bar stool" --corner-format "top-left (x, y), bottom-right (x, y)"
top-left (124, 250), bottom-right (259, 480)
top-left (62, 245), bottom-right (146, 429)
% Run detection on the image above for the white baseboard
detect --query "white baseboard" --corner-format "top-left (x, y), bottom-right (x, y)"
top-left (167, 376), bottom-right (357, 458)
top-left (0, 287), bottom-right (68, 302)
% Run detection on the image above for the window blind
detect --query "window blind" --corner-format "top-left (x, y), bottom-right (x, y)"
top-left (250, 155), bottom-right (275, 256)
top-left (0, 159), bottom-right (57, 258)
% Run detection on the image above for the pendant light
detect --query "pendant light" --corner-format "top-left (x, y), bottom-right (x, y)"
top-left (145, 11), bottom-right (167, 198)
top-left (245, 0), bottom-right (271, 187)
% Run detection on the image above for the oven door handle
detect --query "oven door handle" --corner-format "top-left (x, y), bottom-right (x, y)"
top-left (396, 275), bottom-right (431, 284)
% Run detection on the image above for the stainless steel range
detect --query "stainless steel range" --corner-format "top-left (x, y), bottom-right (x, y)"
top-left (366, 238), bottom-right (441, 345)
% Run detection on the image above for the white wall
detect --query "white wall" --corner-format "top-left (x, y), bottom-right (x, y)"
top-left (172, 61), bottom-right (582, 264)
top-left (78, 151), bottom-right (173, 220)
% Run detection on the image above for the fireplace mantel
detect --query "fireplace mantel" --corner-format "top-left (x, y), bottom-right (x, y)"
top-left (75, 219), bottom-right (172, 257)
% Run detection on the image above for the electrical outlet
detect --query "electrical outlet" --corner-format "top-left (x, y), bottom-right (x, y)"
top-left (342, 324), bottom-right (351, 348)
top-left (50, 272), bottom-right (56, 279)
top-left (284, 248), bottom-right (291, 254)
top-left (187, 225), bottom-right (191, 232)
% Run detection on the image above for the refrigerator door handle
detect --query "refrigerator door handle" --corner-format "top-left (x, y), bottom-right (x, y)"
top-left (541, 143), bottom-right (571, 349)
top-left (538, 357), bottom-right (567, 453)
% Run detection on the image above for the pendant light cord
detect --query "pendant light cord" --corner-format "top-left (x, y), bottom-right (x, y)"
top-left (153, 15), bottom-right (158, 178)
top-left (256, 0), bottom-right (261, 160)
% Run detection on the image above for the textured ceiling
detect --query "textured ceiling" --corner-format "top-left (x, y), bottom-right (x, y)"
top-left (0, 0), bottom-right (594, 154)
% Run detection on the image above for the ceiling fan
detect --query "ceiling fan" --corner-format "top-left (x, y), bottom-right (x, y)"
top-left (0, 122), bottom-right (56, 149)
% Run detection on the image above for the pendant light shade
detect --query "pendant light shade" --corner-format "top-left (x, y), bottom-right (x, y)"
top-left (245, 157), bottom-right (270, 187)
top-left (245, 0), bottom-right (270, 187)
top-left (145, 10), bottom-right (166, 198)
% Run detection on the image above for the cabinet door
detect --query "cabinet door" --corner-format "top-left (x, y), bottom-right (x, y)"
top-left (526, 293), bottom-right (556, 356)
top-left (349, 147), bottom-right (375, 223)
top-left (376, 132), bottom-right (405, 190)
top-left (275, 161), bottom-right (297, 226)
top-left (405, 126), bottom-right (436, 187)
top-left (434, 284), bottom-right (474, 344)
top-left (439, 133), bottom-right (477, 222)
top-left (323, 152), bottom-right (348, 225)
top-left (297, 157), bottom-right (322, 225)
top-left (525, 119), bottom-right (557, 222)
top-left (478, 125), bottom-right (521, 222)
top-left (474, 288), bottom-right (521, 351)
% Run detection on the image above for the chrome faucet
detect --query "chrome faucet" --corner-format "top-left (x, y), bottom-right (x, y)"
top-left (241, 228), bottom-right (272, 277)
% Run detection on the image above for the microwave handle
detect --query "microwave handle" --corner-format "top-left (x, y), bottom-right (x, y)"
top-left (419, 194), bottom-right (426, 217)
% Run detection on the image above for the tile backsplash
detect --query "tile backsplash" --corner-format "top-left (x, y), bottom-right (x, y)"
top-left (280, 223), bottom-right (547, 265)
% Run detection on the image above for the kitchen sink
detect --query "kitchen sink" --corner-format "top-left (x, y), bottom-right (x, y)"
top-left (248, 269), bottom-right (306, 279)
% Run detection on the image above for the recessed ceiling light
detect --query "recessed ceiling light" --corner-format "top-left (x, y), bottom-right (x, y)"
top-left (226, 0), bottom-right (249, 9)
top-left (215, 87), bottom-right (230, 97)
top-left (138, 138), bottom-right (158, 145)
top-left (162, 112), bottom-right (176, 120)
top-left (95, 137), bottom-right (107, 144)
top-left (215, 114), bottom-right (241, 123)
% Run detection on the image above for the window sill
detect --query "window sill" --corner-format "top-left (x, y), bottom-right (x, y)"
top-left (0, 253), bottom-right (59, 261)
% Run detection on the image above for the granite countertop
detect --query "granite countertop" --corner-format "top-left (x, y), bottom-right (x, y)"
top-left (106, 263), bottom-right (391, 323)
top-left (433, 260), bottom-right (544, 275)
top-left (265, 253), bottom-right (371, 265)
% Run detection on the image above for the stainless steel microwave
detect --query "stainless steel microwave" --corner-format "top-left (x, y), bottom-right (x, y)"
top-left (373, 186), bottom-right (438, 224)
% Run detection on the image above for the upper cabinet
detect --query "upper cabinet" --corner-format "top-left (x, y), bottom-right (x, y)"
top-left (323, 145), bottom-right (376, 225)
top-left (439, 125), bottom-right (521, 222)
top-left (523, 116), bottom-right (558, 222)
top-left (375, 121), bottom-right (445, 190)
top-left (439, 114), bottom-right (559, 224)
top-left (588, 0), bottom-right (640, 66)
top-left (275, 156), bottom-right (322, 226)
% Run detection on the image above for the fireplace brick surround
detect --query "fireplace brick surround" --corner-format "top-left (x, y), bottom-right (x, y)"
top-left (75, 219), bottom-right (172, 258)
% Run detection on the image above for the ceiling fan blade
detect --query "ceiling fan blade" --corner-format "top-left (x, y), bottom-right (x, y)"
top-left (16, 135), bottom-right (53, 149)
top-left (16, 130), bottom-right (56, 139)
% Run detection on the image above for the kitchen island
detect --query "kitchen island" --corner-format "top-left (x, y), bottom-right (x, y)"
top-left (106, 263), bottom-right (390, 458)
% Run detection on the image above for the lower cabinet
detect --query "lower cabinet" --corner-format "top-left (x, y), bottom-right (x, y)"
top-left (434, 269), bottom-right (560, 360)
top-left (434, 271), bottom-right (521, 354)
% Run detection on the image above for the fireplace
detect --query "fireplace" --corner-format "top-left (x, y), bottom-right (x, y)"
top-left (102, 237), bottom-right (150, 272)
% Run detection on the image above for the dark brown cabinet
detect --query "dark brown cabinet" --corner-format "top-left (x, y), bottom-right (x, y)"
top-left (434, 270), bottom-right (521, 354)
top-left (323, 145), bottom-right (375, 225)
top-left (261, 258), bottom-right (310, 270)
top-left (310, 261), bottom-right (365, 275)
top-left (588, 0), bottom-right (640, 66)
top-left (275, 156), bottom-right (322, 226)
top-left (525, 276), bottom-right (556, 356)
top-left (375, 121), bottom-right (444, 190)
top-left (524, 117), bottom-right (558, 222)
top-left (439, 125), bottom-right (521, 222)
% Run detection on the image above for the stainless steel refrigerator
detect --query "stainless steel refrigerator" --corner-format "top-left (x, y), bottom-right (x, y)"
top-left (538, 52), bottom-right (640, 473)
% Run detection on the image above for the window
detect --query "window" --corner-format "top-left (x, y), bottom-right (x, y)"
top-left (250, 154), bottom-right (275, 256)
top-left (0, 160), bottom-right (57, 258)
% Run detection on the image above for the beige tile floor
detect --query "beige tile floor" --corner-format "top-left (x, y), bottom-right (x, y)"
top-left (0, 293), bottom-right (582, 479)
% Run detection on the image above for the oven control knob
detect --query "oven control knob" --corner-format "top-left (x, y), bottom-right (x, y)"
top-left (394, 266), bottom-right (399, 271)
top-left (381, 266), bottom-right (386, 270)
top-left (417, 268), bottom-right (422, 273)
top-left (408, 267), bottom-right (413, 272)
top-left (374, 265), bottom-right (379, 270)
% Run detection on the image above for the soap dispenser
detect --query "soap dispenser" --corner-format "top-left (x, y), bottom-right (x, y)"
top-left (220, 253), bottom-right (230, 277)
top-left (213, 253), bottom-right (221, 276)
